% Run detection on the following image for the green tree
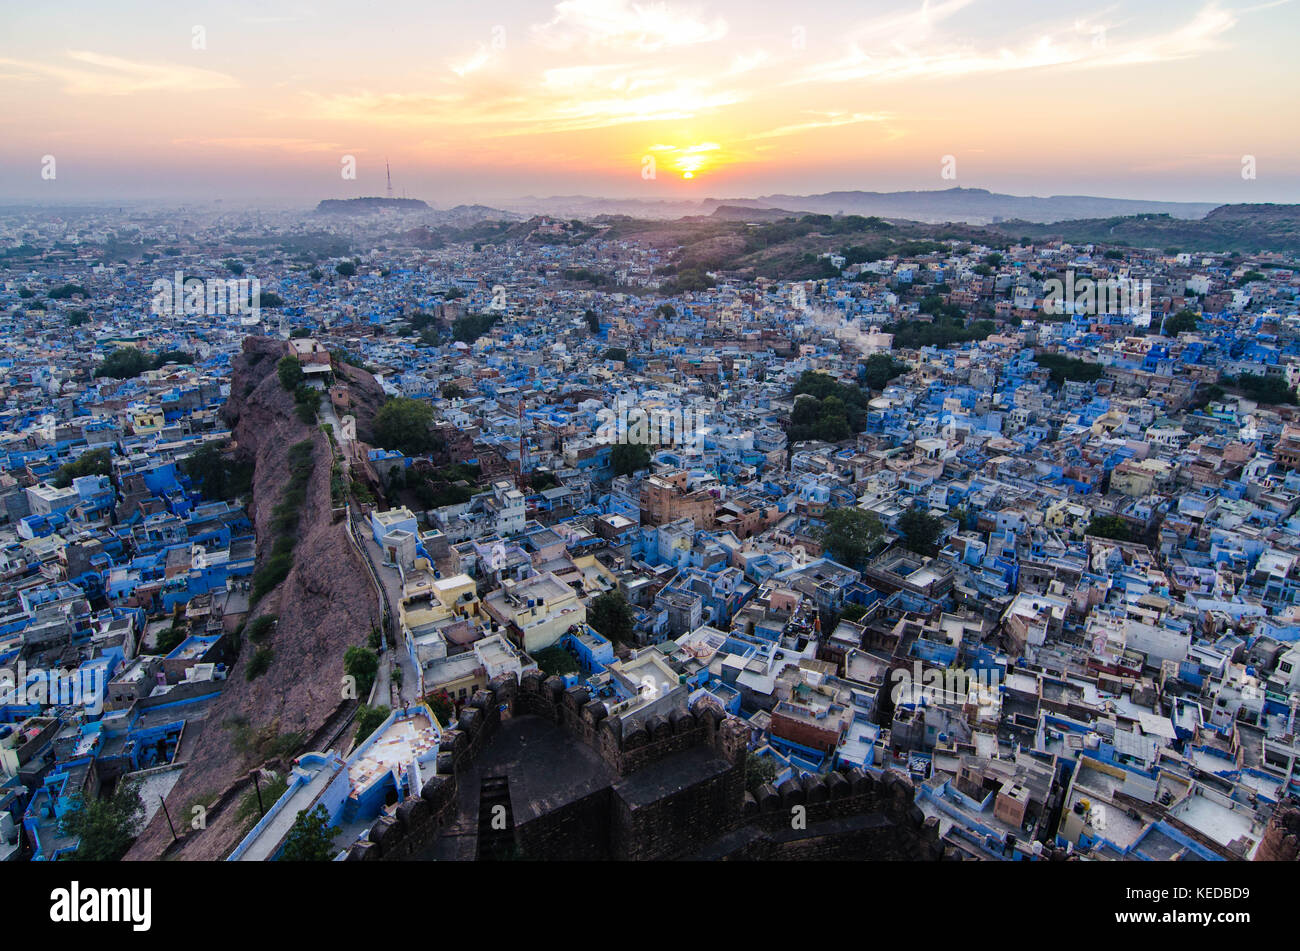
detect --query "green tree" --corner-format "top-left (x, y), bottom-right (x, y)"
top-left (353, 704), bottom-right (391, 746)
top-left (180, 442), bottom-right (253, 500)
top-left (278, 804), bottom-right (338, 861)
top-left (584, 310), bottom-right (600, 333)
top-left (451, 312), bottom-right (499, 343)
top-left (1226, 372), bottom-right (1296, 406)
top-left (587, 592), bottom-right (634, 644)
top-left (817, 508), bottom-right (884, 567)
top-left (1086, 515), bottom-right (1132, 542)
top-left (335, 261), bottom-right (357, 278)
top-left (373, 397), bottom-right (436, 455)
top-left (59, 782), bottom-right (145, 861)
top-left (156, 625), bottom-right (187, 654)
top-left (534, 646), bottom-right (580, 677)
top-left (745, 753), bottom-right (779, 793)
top-left (609, 442), bottom-right (651, 476)
top-left (344, 646), bottom-right (379, 698)
top-left (277, 355), bottom-right (304, 390)
top-left (898, 507), bottom-right (942, 555)
top-left (94, 347), bottom-right (152, 379)
top-left (1163, 309), bottom-right (1200, 335)
top-left (861, 353), bottom-right (908, 391)
top-left (52, 447), bottom-right (112, 488)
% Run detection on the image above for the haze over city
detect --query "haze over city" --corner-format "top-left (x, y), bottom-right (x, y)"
top-left (2, 0), bottom-right (1298, 204)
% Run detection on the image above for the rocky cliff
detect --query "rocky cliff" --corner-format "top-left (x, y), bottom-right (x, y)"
top-left (127, 336), bottom-right (382, 861)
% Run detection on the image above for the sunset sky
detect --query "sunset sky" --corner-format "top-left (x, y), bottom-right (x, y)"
top-left (2, 0), bottom-right (1297, 204)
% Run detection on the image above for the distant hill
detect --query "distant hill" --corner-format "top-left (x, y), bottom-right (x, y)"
top-left (499, 188), bottom-right (1217, 225)
top-left (722, 188), bottom-right (1217, 224)
top-left (315, 197), bottom-right (431, 214)
top-left (989, 203), bottom-right (1300, 254)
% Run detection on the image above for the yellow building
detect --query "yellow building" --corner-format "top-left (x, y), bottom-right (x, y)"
top-left (483, 571), bottom-right (586, 653)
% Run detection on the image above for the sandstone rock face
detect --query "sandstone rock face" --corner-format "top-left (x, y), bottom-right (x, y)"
top-left (127, 338), bottom-right (382, 861)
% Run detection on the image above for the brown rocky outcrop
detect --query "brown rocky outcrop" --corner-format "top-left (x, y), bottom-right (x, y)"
top-left (126, 336), bottom-right (382, 860)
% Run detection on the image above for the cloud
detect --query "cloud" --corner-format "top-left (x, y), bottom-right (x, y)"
top-left (790, 1), bottom-right (1238, 87)
top-left (532, 0), bottom-right (728, 52)
top-left (748, 112), bottom-right (892, 140)
top-left (302, 64), bottom-right (744, 136)
top-left (0, 50), bottom-right (238, 96)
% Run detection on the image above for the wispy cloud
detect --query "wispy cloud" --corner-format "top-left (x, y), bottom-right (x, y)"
top-left (790, 1), bottom-right (1238, 87)
top-left (0, 50), bottom-right (238, 95)
top-left (748, 112), bottom-right (892, 140)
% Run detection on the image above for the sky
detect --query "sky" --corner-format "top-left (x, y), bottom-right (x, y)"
top-left (1, 0), bottom-right (1297, 205)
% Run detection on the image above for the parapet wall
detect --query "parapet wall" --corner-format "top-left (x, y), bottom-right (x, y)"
top-left (346, 670), bottom-right (944, 862)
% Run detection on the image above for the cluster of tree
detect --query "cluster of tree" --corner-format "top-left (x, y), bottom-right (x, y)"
top-left (1085, 515), bottom-right (1132, 542)
top-left (48, 283), bottom-right (90, 300)
top-left (354, 704), bottom-right (391, 746)
top-left (610, 442), bottom-right (652, 476)
top-left (584, 310), bottom-right (601, 333)
top-left (529, 469), bottom-right (560, 491)
top-left (343, 646), bottom-right (379, 698)
top-left (1032, 352), bottom-right (1106, 386)
top-left (788, 370), bottom-right (869, 443)
top-left (52, 447), bottom-right (112, 488)
top-left (58, 782), bottom-right (144, 861)
top-left (402, 462), bottom-right (481, 510)
top-left (179, 442), bottom-right (254, 500)
top-left (587, 591), bottom-right (635, 644)
top-left (883, 316), bottom-right (995, 350)
top-left (859, 353), bottom-right (909, 391)
top-left (561, 267), bottom-right (613, 286)
top-left (916, 293), bottom-right (966, 322)
top-left (898, 506), bottom-right (943, 555)
top-left (451, 312), bottom-right (499, 344)
top-left (1223, 372), bottom-right (1297, 406)
top-left (277, 355), bottom-right (303, 389)
top-left (279, 805), bottom-right (339, 861)
top-left (745, 753), bottom-right (780, 793)
top-left (816, 507), bottom-right (884, 568)
top-left (278, 356), bottom-right (322, 421)
top-left (1161, 309), bottom-right (1200, 335)
top-left (94, 346), bottom-right (193, 380)
top-left (534, 645), bottom-right (581, 677)
top-left (660, 267), bottom-right (715, 293)
top-left (373, 397), bottom-right (437, 455)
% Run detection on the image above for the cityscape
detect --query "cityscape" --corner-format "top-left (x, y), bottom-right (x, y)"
top-left (1, 3), bottom-right (1298, 914)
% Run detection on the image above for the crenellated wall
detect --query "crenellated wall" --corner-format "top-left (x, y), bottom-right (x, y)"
top-left (345, 670), bottom-right (943, 862)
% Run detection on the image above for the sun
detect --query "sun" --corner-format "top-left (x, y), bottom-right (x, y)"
top-left (646, 141), bottom-right (722, 181)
